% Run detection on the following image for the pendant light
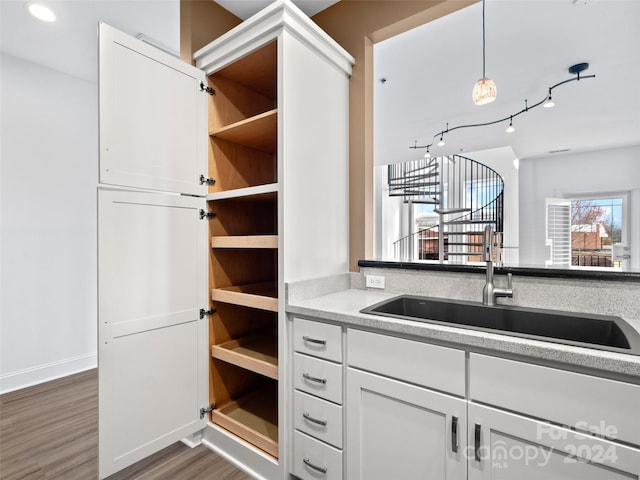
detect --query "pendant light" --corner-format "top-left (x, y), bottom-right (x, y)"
top-left (472, 0), bottom-right (497, 105)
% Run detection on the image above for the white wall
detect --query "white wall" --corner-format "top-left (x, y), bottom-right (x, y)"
top-left (519, 145), bottom-right (640, 267)
top-left (466, 147), bottom-right (520, 265)
top-left (0, 53), bottom-right (98, 393)
top-left (375, 165), bottom-right (405, 260)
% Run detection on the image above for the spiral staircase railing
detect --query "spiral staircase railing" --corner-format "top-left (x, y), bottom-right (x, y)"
top-left (389, 155), bottom-right (504, 262)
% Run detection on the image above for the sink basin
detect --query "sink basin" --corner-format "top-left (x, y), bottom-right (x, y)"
top-left (361, 295), bottom-right (640, 355)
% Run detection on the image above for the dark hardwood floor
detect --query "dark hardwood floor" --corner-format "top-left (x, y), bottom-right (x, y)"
top-left (0, 370), bottom-right (252, 480)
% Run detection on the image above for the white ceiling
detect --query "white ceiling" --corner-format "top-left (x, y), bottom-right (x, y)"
top-left (0, 0), bottom-right (338, 83)
top-left (374, 0), bottom-right (640, 166)
top-left (0, 0), bottom-right (180, 83)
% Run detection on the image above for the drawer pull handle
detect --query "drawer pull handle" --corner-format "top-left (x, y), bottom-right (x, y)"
top-left (303, 458), bottom-right (328, 474)
top-left (474, 423), bottom-right (482, 462)
top-left (303, 412), bottom-right (327, 426)
top-left (451, 416), bottom-right (458, 453)
top-left (303, 373), bottom-right (327, 384)
top-left (302, 336), bottom-right (327, 346)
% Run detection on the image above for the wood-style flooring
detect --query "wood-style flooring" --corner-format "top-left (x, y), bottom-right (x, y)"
top-left (0, 370), bottom-right (252, 480)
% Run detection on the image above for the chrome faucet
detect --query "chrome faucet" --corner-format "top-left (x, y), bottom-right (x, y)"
top-left (482, 225), bottom-right (513, 306)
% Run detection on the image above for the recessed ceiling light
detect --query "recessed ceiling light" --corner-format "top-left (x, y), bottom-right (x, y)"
top-left (26, 3), bottom-right (56, 22)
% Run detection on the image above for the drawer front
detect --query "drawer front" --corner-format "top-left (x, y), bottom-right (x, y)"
top-left (294, 390), bottom-right (343, 448)
top-left (292, 430), bottom-right (343, 480)
top-left (347, 328), bottom-right (466, 396)
top-left (294, 353), bottom-right (343, 404)
top-left (293, 317), bottom-right (343, 362)
top-left (470, 353), bottom-right (640, 446)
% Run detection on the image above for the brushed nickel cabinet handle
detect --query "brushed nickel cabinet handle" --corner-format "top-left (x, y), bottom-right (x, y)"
top-left (303, 458), bottom-right (328, 474)
top-left (302, 336), bottom-right (327, 345)
top-left (303, 412), bottom-right (327, 426)
top-left (302, 372), bottom-right (327, 384)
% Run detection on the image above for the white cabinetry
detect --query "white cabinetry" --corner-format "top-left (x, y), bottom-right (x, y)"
top-left (468, 353), bottom-right (640, 479)
top-left (291, 318), bottom-right (344, 480)
top-left (345, 329), bottom-right (467, 480)
top-left (98, 1), bottom-right (353, 478)
top-left (334, 325), bottom-right (640, 480)
top-left (468, 403), bottom-right (640, 479)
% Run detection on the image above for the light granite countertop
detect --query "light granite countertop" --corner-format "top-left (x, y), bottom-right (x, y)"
top-left (286, 285), bottom-right (640, 379)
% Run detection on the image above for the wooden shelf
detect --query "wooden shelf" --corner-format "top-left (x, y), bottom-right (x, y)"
top-left (212, 330), bottom-right (278, 380)
top-left (210, 382), bottom-right (278, 458)
top-left (206, 183), bottom-right (277, 202)
top-left (212, 282), bottom-right (278, 312)
top-left (210, 109), bottom-right (277, 153)
top-left (211, 235), bottom-right (278, 249)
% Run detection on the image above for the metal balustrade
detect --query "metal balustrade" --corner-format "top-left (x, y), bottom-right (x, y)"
top-left (389, 155), bottom-right (504, 262)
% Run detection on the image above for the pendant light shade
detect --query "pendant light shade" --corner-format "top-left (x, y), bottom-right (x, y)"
top-left (472, 77), bottom-right (497, 105)
top-left (473, 0), bottom-right (496, 105)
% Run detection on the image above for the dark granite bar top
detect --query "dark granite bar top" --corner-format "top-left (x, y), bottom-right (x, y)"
top-left (358, 259), bottom-right (640, 282)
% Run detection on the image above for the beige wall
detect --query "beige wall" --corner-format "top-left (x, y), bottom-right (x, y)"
top-left (180, 0), bottom-right (476, 270)
top-left (180, 0), bottom-right (241, 64)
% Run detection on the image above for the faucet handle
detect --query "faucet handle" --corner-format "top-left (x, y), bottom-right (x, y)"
top-left (506, 273), bottom-right (513, 290)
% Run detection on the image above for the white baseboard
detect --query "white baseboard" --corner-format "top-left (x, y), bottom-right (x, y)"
top-left (0, 352), bottom-right (97, 394)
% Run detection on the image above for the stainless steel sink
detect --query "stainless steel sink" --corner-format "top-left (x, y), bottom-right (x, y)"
top-left (361, 295), bottom-right (640, 355)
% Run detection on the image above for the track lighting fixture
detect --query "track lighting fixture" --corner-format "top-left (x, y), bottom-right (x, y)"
top-left (410, 63), bottom-right (594, 153)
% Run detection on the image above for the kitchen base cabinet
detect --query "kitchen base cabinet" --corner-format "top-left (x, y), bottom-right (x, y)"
top-left (468, 402), bottom-right (640, 480)
top-left (335, 325), bottom-right (640, 480)
top-left (346, 368), bottom-right (467, 480)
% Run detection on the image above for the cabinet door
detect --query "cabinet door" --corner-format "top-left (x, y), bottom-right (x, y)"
top-left (98, 188), bottom-right (208, 478)
top-left (99, 23), bottom-right (207, 195)
top-left (346, 368), bottom-right (467, 480)
top-left (468, 403), bottom-right (640, 480)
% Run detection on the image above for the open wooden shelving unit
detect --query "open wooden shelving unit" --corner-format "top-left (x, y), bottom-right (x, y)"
top-left (204, 40), bottom-right (280, 459)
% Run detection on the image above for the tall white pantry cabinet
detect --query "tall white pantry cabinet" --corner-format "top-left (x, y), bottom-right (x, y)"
top-left (97, 2), bottom-right (354, 479)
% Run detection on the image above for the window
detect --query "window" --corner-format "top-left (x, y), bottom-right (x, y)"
top-left (545, 195), bottom-right (628, 269)
top-left (570, 197), bottom-right (624, 268)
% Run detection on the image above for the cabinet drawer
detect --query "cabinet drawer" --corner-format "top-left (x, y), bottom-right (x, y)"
top-left (293, 318), bottom-right (342, 362)
top-left (292, 430), bottom-right (343, 480)
top-left (294, 390), bottom-right (343, 448)
top-left (470, 353), bottom-right (640, 446)
top-left (347, 329), bottom-right (466, 396)
top-left (294, 353), bottom-right (343, 404)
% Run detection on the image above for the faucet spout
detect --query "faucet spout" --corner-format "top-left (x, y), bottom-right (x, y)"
top-left (482, 225), bottom-right (513, 306)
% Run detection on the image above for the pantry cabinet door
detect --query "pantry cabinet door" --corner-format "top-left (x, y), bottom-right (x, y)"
top-left (346, 368), bottom-right (467, 480)
top-left (99, 23), bottom-right (207, 195)
top-left (98, 188), bottom-right (208, 479)
top-left (468, 402), bottom-right (640, 480)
